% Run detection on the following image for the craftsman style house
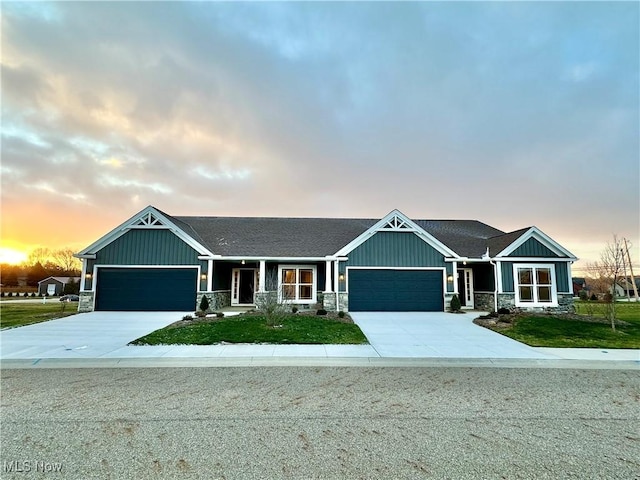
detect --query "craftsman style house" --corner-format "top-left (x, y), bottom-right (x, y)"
top-left (75, 206), bottom-right (577, 313)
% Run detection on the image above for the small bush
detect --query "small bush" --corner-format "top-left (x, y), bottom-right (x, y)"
top-left (292, 306), bottom-right (299, 314)
top-left (578, 290), bottom-right (588, 301)
top-left (7, 292), bottom-right (13, 297)
top-left (23, 292), bottom-right (29, 297)
top-left (182, 314), bottom-right (193, 321)
top-left (316, 309), bottom-right (327, 316)
top-left (590, 294), bottom-right (598, 301)
top-left (450, 294), bottom-right (461, 312)
top-left (338, 311), bottom-right (345, 318)
top-left (498, 307), bottom-right (510, 315)
top-left (0, 292), bottom-right (4, 297)
top-left (195, 310), bottom-right (207, 318)
top-left (216, 312), bottom-right (224, 318)
top-left (199, 295), bottom-right (210, 312)
top-left (31, 293), bottom-right (36, 297)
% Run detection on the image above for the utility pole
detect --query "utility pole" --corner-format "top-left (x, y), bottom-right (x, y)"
top-left (623, 238), bottom-right (639, 301)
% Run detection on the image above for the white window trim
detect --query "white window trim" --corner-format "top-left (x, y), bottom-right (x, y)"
top-left (513, 263), bottom-right (558, 307)
top-left (278, 265), bottom-right (317, 304)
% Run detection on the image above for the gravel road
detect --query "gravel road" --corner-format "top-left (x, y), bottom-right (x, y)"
top-left (1, 366), bottom-right (638, 479)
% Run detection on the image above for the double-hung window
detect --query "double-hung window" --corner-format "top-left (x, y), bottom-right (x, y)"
top-left (279, 265), bottom-right (316, 303)
top-left (514, 264), bottom-right (557, 306)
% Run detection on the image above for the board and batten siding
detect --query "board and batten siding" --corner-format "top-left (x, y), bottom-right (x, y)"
top-left (501, 261), bottom-right (570, 293)
top-left (508, 238), bottom-right (565, 258)
top-left (95, 230), bottom-right (200, 265)
top-left (341, 231), bottom-right (451, 292)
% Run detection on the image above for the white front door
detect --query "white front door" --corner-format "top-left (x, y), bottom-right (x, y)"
top-left (457, 268), bottom-right (474, 309)
top-left (231, 268), bottom-right (258, 305)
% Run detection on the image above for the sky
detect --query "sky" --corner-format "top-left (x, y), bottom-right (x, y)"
top-left (1, 1), bottom-right (638, 274)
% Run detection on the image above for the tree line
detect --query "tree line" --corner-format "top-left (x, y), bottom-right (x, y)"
top-left (0, 248), bottom-right (81, 287)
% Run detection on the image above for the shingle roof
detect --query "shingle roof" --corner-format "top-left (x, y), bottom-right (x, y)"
top-left (486, 228), bottom-right (530, 256)
top-left (169, 214), bottom-right (509, 258)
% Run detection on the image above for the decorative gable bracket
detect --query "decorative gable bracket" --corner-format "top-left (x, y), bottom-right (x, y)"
top-left (131, 211), bottom-right (169, 228)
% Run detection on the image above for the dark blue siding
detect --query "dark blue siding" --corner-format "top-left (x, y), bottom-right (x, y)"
top-left (96, 230), bottom-right (199, 265)
top-left (509, 238), bottom-right (562, 257)
top-left (347, 232), bottom-right (446, 268)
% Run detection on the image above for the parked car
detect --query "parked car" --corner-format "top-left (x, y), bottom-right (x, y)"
top-left (59, 295), bottom-right (79, 302)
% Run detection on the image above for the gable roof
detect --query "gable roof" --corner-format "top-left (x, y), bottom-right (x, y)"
top-left (78, 206), bottom-right (575, 261)
top-left (37, 276), bottom-right (80, 285)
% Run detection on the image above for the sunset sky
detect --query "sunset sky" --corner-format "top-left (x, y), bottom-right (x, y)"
top-left (1, 1), bottom-right (638, 274)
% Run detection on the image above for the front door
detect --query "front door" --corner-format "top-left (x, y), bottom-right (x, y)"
top-left (231, 268), bottom-right (257, 305)
top-left (457, 268), bottom-right (474, 309)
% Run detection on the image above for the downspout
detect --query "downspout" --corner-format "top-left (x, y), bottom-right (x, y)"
top-left (483, 246), bottom-right (499, 313)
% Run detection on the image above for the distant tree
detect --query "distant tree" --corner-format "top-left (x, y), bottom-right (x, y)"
top-left (63, 278), bottom-right (80, 295)
top-left (26, 262), bottom-right (49, 287)
top-left (1, 264), bottom-right (20, 287)
top-left (51, 248), bottom-right (81, 274)
top-left (27, 248), bottom-right (51, 267)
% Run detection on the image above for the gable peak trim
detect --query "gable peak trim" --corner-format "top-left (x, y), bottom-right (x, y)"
top-left (496, 226), bottom-right (577, 260)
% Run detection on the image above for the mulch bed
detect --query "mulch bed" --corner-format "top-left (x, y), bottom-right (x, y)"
top-left (168, 309), bottom-right (354, 328)
top-left (473, 312), bottom-right (630, 330)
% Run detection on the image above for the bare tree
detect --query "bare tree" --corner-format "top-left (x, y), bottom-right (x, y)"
top-left (26, 247), bottom-right (51, 267)
top-left (51, 248), bottom-right (81, 273)
top-left (586, 236), bottom-right (626, 331)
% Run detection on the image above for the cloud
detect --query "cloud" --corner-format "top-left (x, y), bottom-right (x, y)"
top-left (0, 2), bottom-right (638, 267)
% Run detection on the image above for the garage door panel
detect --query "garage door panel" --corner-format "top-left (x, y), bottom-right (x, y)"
top-left (96, 268), bottom-right (197, 311)
top-left (349, 269), bottom-right (443, 312)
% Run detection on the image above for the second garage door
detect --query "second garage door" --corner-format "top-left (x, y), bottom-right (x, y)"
top-left (348, 269), bottom-right (444, 312)
top-left (95, 268), bottom-right (197, 311)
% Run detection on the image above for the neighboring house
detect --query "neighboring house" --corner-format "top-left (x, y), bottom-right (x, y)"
top-left (572, 277), bottom-right (589, 297)
top-left (37, 276), bottom-right (81, 296)
top-left (74, 206), bottom-right (577, 313)
top-left (615, 277), bottom-right (640, 298)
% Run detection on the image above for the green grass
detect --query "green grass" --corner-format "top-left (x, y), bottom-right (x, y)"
top-left (0, 302), bottom-right (78, 328)
top-left (131, 314), bottom-right (368, 345)
top-left (498, 302), bottom-right (640, 349)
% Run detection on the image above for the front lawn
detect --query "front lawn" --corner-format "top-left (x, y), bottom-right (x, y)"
top-left (482, 302), bottom-right (640, 349)
top-left (131, 314), bottom-right (369, 345)
top-left (0, 302), bottom-right (78, 329)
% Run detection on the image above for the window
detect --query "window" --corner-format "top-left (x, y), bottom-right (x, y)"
top-left (514, 264), bottom-right (557, 306)
top-left (279, 265), bottom-right (316, 303)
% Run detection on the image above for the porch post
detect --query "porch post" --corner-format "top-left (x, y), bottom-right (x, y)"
top-left (452, 261), bottom-right (458, 294)
top-left (80, 258), bottom-right (87, 291)
top-left (324, 260), bottom-right (333, 293)
top-left (207, 259), bottom-right (213, 291)
top-left (259, 260), bottom-right (266, 293)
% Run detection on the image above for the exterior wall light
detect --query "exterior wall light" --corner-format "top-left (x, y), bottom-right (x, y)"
top-left (200, 273), bottom-right (207, 280)
top-left (339, 274), bottom-right (345, 281)
top-left (447, 275), bottom-right (454, 282)
top-left (241, 260), bottom-right (246, 265)
top-left (85, 273), bottom-right (92, 279)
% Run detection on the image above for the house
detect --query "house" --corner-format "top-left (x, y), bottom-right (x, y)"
top-left (37, 276), bottom-right (81, 296)
top-left (74, 206), bottom-right (577, 313)
top-left (615, 277), bottom-right (640, 298)
top-left (572, 277), bottom-right (589, 297)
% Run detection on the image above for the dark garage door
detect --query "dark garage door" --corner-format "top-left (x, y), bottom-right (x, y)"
top-left (96, 268), bottom-right (197, 311)
top-left (348, 269), bottom-right (444, 312)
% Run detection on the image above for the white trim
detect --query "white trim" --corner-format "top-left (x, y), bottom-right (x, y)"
top-left (334, 209), bottom-right (458, 258)
top-left (278, 265), bottom-right (317, 304)
top-left (219, 256), bottom-right (335, 261)
top-left (496, 227), bottom-right (577, 260)
top-left (206, 259), bottom-right (213, 292)
top-left (259, 260), bottom-right (266, 294)
top-left (231, 268), bottom-right (258, 306)
top-left (76, 206), bottom-right (213, 257)
top-left (496, 261), bottom-right (503, 293)
top-left (513, 263), bottom-right (558, 307)
top-left (324, 260), bottom-right (333, 293)
top-left (457, 267), bottom-right (474, 309)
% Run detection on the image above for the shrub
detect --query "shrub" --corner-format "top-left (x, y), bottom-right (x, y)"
top-left (316, 309), bottom-right (327, 316)
top-left (0, 292), bottom-right (4, 297)
top-left (199, 295), bottom-right (210, 312)
top-left (578, 290), bottom-right (588, 301)
top-left (292, 306), bottom-right (299, 314)
top-left (450, 294), bottom-right (461, 312)
top-left (216, 312), bottom-right (224, 318)
top-left (590, 294), bottom-right (598, 301)
top-left (338, 311), bottom-right (345, 318)
top-left (7, 292), bottom-right (12, 297)
top-left (31, 293), bottom-right (36, 297)
top-left (498, 307), bottom-right (510, 315)
top-left (182, 314), bottom-right (193, 321)
top-left (195, 310), bottom-right (207, 318)
top-left (23, 292), bottom-right (29, 297)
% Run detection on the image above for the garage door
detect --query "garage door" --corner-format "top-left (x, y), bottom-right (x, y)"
top-left (348, 269), bottom-right (444, 312)
top-left (95, 268), bottom-right (197, 311)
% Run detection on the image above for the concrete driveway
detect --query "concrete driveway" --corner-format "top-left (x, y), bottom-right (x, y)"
top-left (0, 311), bottom-right (184, 359)
top-left (351, 312), bottom-right (556, 359)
